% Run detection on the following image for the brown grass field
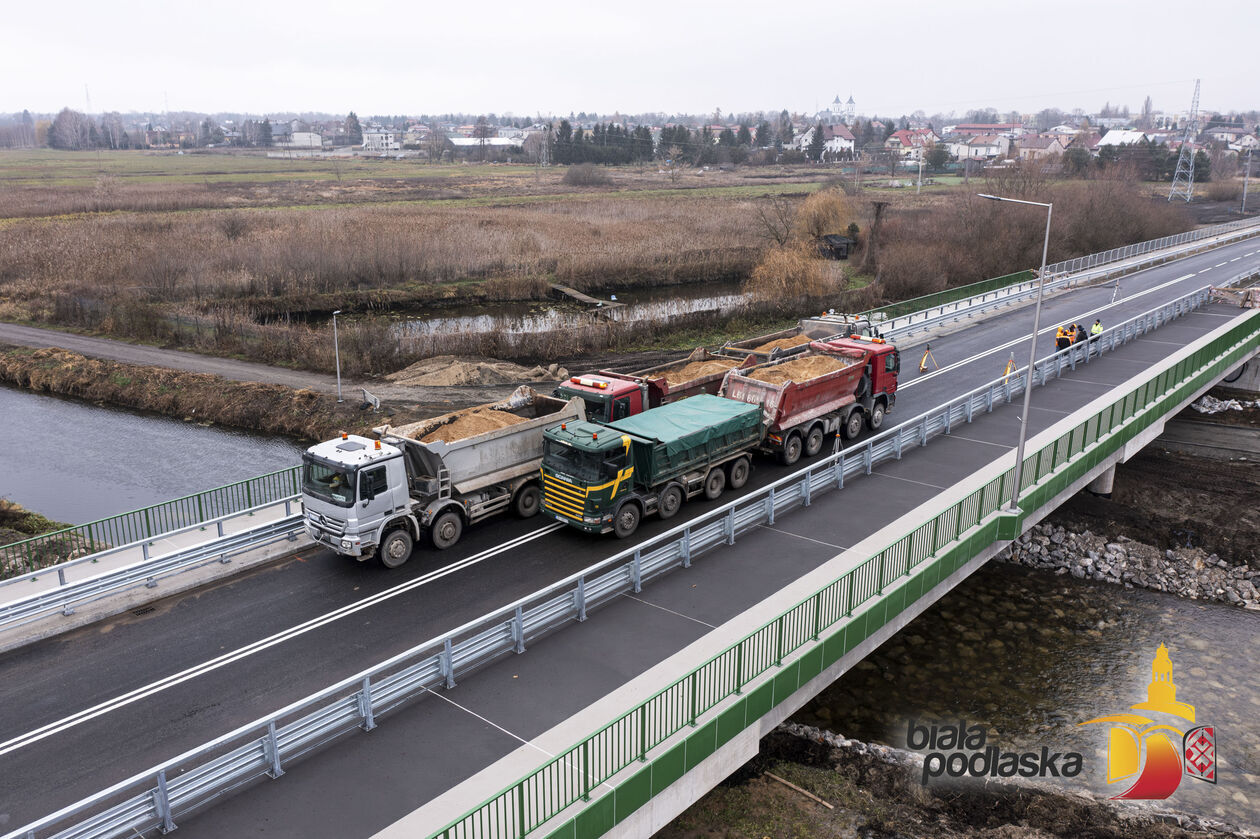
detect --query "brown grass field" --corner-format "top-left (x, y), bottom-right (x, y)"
top-left (0, 150), bottom-right (1199, 377)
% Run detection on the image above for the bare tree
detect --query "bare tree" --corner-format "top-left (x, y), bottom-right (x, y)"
top-left (755, 195), bottom-right (795, 245)
top-left (425, 126), bottom-right (448, 164)
top-left (859, 201), bottom-right (889, 274)
top-left (664, 145), bottom-right (686, 183)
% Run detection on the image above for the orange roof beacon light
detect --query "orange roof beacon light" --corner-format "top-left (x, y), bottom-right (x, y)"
top-left (592, 432), bottom-right (599, 440)
top-left (374, 440), bottom-right (381, 450)
top-left (561, 423), bottom-right (567, 431)
top-left (341, 432), bottom-right (348, 440)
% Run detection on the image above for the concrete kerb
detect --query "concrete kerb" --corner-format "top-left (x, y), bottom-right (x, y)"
top-left (0, 525), bottom-right (315, 655)
top-left (404, 306), bottom-right (1260, 839)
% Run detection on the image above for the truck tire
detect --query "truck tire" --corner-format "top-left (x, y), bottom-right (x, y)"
top-left (512, 483), bottom-right (541, 518)
top-left (703, 467), bottom-right (726, 500)
top-left (868, 402), bottom-right (885, 431)
top-left (778, 432), bottom-right (803, 466)
top-left (804, 425), bottom-right (825, 457)
top-left (378, 529), bottom-right (414, 569)
top-left (727, 457), bottom-right (750, 489)
top-left (430, 510), bottom-right (463, 550)
top-left (658, 485), bottom-right (684, 520)
top-left (613, 503), bottom-right (641, 538)
top-left (843, 409), bottom-right (864, 440)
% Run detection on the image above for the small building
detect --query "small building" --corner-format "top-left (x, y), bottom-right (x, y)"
top-left (817, 234), bottom-right (855, 260)
top-left (285, 131), bottom-right (323, 149)
top-left (1016, 136), bottom-right (1066, 160)
top-left (362, 130), bottom-right (400, 151)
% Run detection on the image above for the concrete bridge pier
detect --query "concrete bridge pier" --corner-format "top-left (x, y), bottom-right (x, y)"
top-left (1224, 359), bottom-right (1260, 395)
top-left (1087, 465), bottom-right (1115, 498)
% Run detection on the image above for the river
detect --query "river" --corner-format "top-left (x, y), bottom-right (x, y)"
top-left (795, 562), bottom-right (1259, 830)
top-left (0, 386), bottom-right (303, 525)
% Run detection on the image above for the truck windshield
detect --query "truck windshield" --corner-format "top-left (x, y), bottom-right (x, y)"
top-left (302, 455), bottom-right (355, 507)
top-left (553, 386), bottom-right (609, 423)
top-left (543, 439), bottom-right (605, 482)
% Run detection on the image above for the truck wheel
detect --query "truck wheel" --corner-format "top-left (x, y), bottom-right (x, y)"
top-left (868, 403), bottom-right (886, 431)
top-left (727, 457), bottom-right (750, 489)
top-left (778, 433), bottom-right (802, 466)
top-left (844, 409), bottom-right (864, 440)
top-left (512, 483), bottom-right (541, 518)
top-left (613, 503), bottom-right (641, 538)
top-left (658, 485), bottom-right (683, 520)
top-left (379, 529), bottom-right (414, 569)
top-left (804, 425), bottom-right (825, 457)
top-left (703, 467), bottom-right (727, 500)
top-left (430, 511), bottom-right (463, 550)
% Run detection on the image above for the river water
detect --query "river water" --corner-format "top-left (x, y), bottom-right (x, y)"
top-left (0, 386), bottom-right (303, 525)
top-left (795, 562), bottom-right (1259, 830)
top-left (390, 279), bottom-right (749, 338)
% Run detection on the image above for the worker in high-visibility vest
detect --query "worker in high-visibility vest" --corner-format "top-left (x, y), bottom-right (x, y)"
top-left (1055, 326), bottom-right (1070, 351)
top-left (1091, 319), bottom-right (1103, 338)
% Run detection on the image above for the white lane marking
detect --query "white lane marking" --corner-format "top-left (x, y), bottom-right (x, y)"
top-left (0, 523), bottom-right (565, 758)
top-left (1231, 257), bottom-right (1241, 262)
top-left (622, 594), bottom-right (717, 629)
top-left (421, 687), bottom-right (555, 759)
top-left (1173, 273), bottom-right (1196, 281)
top-left (944, 434), bottom-right (1010, 449)
top-left (902, 268), bottom-right (1204, 389)
top-left (1136, 338), bottom-right (1184, 347)
top-left (757, 525), bottom-right (847, 550)
top-left (1215, 262), bottom-right (1228, 267)
top-left (870, 473), bottom-right (948, 490)
top-left (1200, 267), bottom-right (1213, 272)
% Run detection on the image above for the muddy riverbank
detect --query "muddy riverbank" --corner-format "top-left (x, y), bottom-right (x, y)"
top-left (662, 724), bottom-right (1254, 839)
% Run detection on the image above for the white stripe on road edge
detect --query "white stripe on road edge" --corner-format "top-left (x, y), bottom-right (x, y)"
top-left (902, 269), bottom-right (1207, 389)
top-left (0, 523), bottom-right (565, 758)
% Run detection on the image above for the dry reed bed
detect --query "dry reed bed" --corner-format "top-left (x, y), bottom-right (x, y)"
top-left (0, 195), bottom-right (764, 312)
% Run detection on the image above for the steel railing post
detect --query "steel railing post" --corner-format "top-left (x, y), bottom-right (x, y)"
top-left (153, 770), bottom-right (176, 834)
top-left (264, 720), bottom-right (285, 778)
top-left (513, 605), bottom-right (526, 654)
top-left (360, 677), bottom-right (376, 731)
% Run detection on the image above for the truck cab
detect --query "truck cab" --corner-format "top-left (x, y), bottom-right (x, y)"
top-left (821, 335), bottom-right (901, 399)
top-left (541, 421), bottom-right (634, 533)
top-left (553, 375), bottom-right (648, 424)
top-left (301, 434), bottom-right (409, 558)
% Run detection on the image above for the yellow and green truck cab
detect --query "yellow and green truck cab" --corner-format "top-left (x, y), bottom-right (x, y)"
top-left (541, 394), bottom-right (763, 538)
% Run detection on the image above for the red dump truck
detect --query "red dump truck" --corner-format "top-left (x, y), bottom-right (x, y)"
top-left (721, 335), bottom-right (900, 465)
top-left (553, 348), bottom-right (755, 423)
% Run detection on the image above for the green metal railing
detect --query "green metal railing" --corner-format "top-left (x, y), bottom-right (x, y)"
top-left (862, 270), bottom-right (1035, 323)
top-left (434, 311), bottom-right (1260, 839)
top-left (0, 466), bottom-right (301, 579)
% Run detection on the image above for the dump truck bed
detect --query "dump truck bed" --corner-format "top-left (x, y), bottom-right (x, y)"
top-left (720, 315), bottom-right (872, 363)
top-left (603, 348), bottom-right (752, 406)
top-left (722, 345), bottom-right (868, 432)
top-left (375, 386), bottom-right (583, 494)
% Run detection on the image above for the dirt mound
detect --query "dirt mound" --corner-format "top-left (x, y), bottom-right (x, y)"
top-left (386, 356), bottom-right (568, 387)
top-left (747, 354), bottom-right (850, 385)
top-left (752, 335), bottom-right (811, 353)
top-left (660, 358), bottom-right (739, 385)
top-left (417, 409), bottom-right (527, 443)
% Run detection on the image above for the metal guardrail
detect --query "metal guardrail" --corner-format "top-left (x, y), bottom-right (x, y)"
top-left (1042, 216), bottom-right (1260, 277)
top-left (0, 467), bottom-right (302, 580)
top-left (869, 215), bottom-right (1260, 339)
top-left (10, 282), bottom-right (1247, 839)
top-left (0, 504), bottom-right (304, 633)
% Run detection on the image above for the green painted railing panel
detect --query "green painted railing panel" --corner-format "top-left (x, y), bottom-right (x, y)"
top-left (0, 466), bottom-right (302, 579)
top-left (434, 313), bottom-right (1260, 839)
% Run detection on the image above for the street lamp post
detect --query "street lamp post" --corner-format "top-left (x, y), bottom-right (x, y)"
top-left (977, 193), bottom-right (1053, 513)
top-left (331, 310), bottom-right (343, 403)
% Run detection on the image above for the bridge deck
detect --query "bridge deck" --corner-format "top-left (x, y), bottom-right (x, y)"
top-left (160, 306), bottom-right (1248, 837)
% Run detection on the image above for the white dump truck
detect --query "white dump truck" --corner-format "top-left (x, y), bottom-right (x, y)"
top-left (301, 386), bottom-right (584, 567)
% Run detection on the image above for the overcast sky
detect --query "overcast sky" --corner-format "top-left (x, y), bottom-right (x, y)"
top-left (3, 0), bottom-right (1254, 119)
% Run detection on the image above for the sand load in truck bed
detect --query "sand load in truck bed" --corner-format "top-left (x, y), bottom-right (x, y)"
top-left (417, 409), bottom-right (527, 443)
top-left (746, 354), bottom-right (854, 385)
top-left (660, 358), bottom-right (742, 385)
top-left (751, 335), bottom-right (811, 354)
